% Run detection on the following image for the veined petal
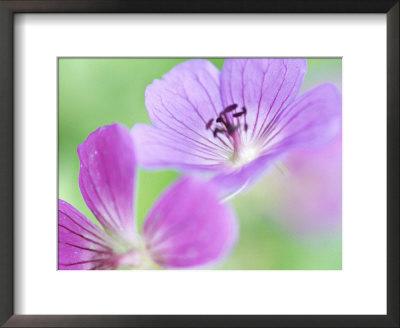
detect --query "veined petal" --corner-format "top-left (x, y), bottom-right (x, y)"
top-left (212, 152), bottom-right (280, 199)
top-left (132, 123), bottom-right (228, 171)
top-left (220, 59), bottom-right (307, 144)
top-left (261, 83), bottom-right (342, 153)
top-left (58, 199), bottom-right (115, 270)
top-left (142, 177), bottom-right (238, 268)
top-left (78, 123), bottom-right (137, 241)
top-left (145, 60), bottom-right (227, 155)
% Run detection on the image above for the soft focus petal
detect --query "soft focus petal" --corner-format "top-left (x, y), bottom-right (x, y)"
top-left (142, 177), bottom-right (238, 268)
top-left (220, 59), bottom-right (307, 143)
top-left (144, 60), bottom-right (227, 162)
top-left (78, 123), bottom-right (136, 240)
top-left (262, 83), bottom-right (341, 152)
top-left (212, 152), bottom-right (280, 199)
top-left (132, 123), bottom-right (226, 171)
top-left (58, 199), bottom-right (115, 270)
top-left (261, 134), bottom-right (342, 233)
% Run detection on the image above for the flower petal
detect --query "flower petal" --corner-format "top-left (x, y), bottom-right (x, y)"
top-left (58, 199), bottom-right (115, 270)
top-left (220, 59), bottom-right (307, 143)
top-left (144, 60), bottom-right (227, 161)
top-left (261, 134), bottom-right (342, 233)
top-left (142, 177), bottom-right (238, 268)
top-left (78, 123), bottom-right (137, 240)
top-left (212, 152), bottom-right (280, 199)
top-left (131, 123), bottom-right (227, 171)
top-left (260, 83), bottom-right (342, 153)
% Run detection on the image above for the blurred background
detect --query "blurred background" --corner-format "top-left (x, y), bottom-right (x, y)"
top-left (59, 58), bottom-right (342, 270)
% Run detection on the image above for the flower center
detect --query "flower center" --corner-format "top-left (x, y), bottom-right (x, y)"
top-left (231, 144), bottom-right (259, 167)
top-left (112, 236), bottom-right (160, 270)
top-left (206, 103), bottom-right (259, 167)
top-left (115, 248), bottom-right (142, 268)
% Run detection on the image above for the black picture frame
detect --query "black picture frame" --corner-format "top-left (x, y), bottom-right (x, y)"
top-left (0, 1), bottom-right (398, 327)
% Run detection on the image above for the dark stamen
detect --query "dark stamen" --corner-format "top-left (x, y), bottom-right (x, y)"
top-left (205, 119), bottom-right (214, 130)
top-left (227, 124), bottom-right (239, 135)
top-left (208, 103), bottom-right (247, 142)
top-left (222, 104), bottom-right (238, 113)
top-left (213, 128), bottom-right (225, 138)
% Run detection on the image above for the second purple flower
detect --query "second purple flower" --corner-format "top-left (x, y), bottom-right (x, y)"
top-left (58, 124), bottom-right (238, 270)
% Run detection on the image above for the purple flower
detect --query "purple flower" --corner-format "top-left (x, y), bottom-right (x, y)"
top-left (58, 123), bottom-right (238, 270)
top-left (132, 59), bottom-right (341, 196)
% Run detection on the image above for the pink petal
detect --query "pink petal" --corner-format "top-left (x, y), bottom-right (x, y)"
top-left (131, 123), bottom-right (226, 171)
top-left (142, 177), bottom-right (238, 268)
top-left (262, 134), bottom-right (342, 233)
top-left (212, 152), bottom-right (280, 198)
top-left (262, 83), bottom-right (342, 153)
top-left (78, 123), bottom-right (137, 240)
top-left (58, 199), bottom-right (115, 270)
top-left (143, 60), bottom-right (227, 165)
top-left (220, 59), bottom-right (307, 144)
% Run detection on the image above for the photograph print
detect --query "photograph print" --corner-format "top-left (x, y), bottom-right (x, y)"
top-left (58, 58), bottom-right (342, 270)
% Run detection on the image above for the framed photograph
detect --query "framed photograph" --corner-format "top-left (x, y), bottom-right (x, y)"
top-left (0, 1), bottom-right (398, 327)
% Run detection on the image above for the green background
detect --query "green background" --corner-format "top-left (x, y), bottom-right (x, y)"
top-left (59, 58), bottom-right (342, 270)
